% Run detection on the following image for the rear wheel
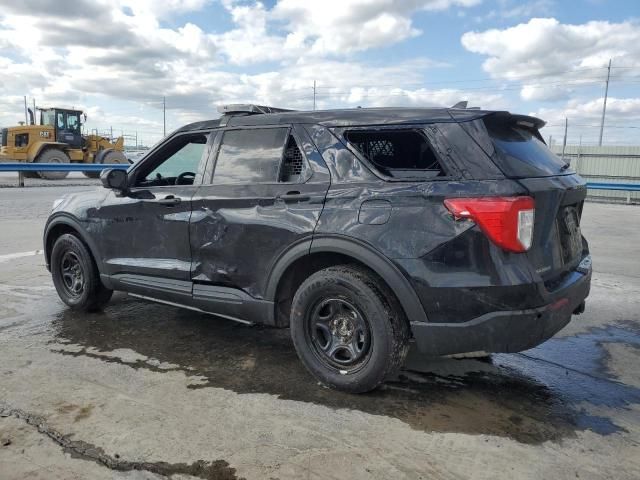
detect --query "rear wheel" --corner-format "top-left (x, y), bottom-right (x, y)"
top-left (35, 149), bottom-right (70, 180)
top-left (51, 234), bottom-right (113, 311)
top-left (290, 265), bottom-right (409, 393)
top-left (83, 150), bottom-right (128, 178)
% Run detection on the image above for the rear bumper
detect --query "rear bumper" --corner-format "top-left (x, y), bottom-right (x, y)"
top-left (410, 258), bottom-right (592, 356)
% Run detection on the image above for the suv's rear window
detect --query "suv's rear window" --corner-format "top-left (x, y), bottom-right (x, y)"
top-left (345, 129), bottom-right (445, 179)
top-left (483, 116), bottom-right (570, 178)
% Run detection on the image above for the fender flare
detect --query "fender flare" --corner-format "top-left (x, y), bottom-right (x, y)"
top-left (43, 214), bottom-right (104, 273)
top-left (265, 235), bottom-right (429, 324)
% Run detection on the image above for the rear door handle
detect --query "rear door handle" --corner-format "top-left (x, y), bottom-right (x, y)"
top-left (279, 191), bottom-right (310, 202)
top-left (157, 195), bottom-right (182, 206)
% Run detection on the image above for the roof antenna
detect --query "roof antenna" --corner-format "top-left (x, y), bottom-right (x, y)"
top-left (451, 101), bottom-right (468, 109)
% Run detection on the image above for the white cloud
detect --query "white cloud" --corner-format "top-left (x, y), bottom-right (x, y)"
top-left (533, 97), bottom-right (640, 145)
top-left (461, 17), bottom-right (640, 101)
top-left (535, 97), bottom-right (640, 123)
top-left (1, 0), bottom-right (484, 144)
top-left (215, 0), bottom-right (481, 63)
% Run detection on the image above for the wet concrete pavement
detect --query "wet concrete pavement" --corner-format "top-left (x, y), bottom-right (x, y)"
top-left (0, 185), bottom-right (639, 479)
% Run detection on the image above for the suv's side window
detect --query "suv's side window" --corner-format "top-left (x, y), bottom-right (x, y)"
top-left (212, 128), bottom-right (307, 184)
top-left (344, 128), bottom-right (447, 179)
top-left (136, 133), bottom-right (208, 187)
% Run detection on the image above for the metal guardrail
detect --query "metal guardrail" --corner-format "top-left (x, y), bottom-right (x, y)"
top-left (586, 182), bottom-right (640, 191)
top-left (586, 182), bottom-right (640, 204)
top-left (0, 163), bottom-right (129, 187)
top-left (0, 163), bottom-right (129, 172)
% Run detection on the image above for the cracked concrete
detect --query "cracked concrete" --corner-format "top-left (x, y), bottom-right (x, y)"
top-left (0, 185), bottom-right (639, 479)
top-left (1, 406), bottom-right (241, 479)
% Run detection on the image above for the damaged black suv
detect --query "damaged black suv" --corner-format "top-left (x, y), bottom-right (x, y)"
top-left (45, 104), bottom-right (591, 393)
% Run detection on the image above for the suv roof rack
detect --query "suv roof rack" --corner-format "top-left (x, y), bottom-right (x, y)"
top-left (217, 104), bottom-right (296, 116)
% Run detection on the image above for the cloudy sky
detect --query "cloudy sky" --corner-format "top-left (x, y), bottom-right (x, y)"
top-left (0, 0), bottom-right (638, 147)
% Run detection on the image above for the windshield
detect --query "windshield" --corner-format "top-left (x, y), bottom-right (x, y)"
top-left (484, 116), bottom-right (571, 178)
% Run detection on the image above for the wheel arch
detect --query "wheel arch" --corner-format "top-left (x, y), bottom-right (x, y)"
top-left (266, 235), bottom-right (429, 327)
top-left (44, 215), bottom-right (103, 273)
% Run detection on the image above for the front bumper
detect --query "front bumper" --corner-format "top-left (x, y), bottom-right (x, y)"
top-left (410, 258), bottom-right (592, 356)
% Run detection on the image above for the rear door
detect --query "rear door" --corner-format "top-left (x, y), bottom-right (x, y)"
top-left (190, 124), bottom-right (330, 298)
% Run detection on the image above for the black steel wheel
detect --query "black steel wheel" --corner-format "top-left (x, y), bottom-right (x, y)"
top-left (290, 264), bottom-right (409, 393)
top-left (59, 251), bottom-right (85, 298)
top-left (306, 298), bottom-right (372, 372)
top-left (51, 233), bottom-right (113, 311)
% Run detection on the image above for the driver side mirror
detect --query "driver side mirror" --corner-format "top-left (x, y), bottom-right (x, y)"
top-left (100, 168), bottom-right (128, 193)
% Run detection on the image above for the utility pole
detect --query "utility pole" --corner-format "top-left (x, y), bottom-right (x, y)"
top-left (110, 126), bottom-right (113, 141)
top-left (561, 117), bottom-right (568, 162)
top-left (598, 58), bottom-right (611, 146)
top-left (23, 96), bottom-right (28, 125)
top-left (313, 81), bottom-right (316, 111)
top-left (32, 98), bottom-right (36, 124)
top-left (135, 131), bottom-right (138, 149)
top-left (163, 96), bottom-right (166, 137)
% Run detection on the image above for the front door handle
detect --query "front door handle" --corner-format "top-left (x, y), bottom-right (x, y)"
top-left (157, 195), bottom-right (182, 206)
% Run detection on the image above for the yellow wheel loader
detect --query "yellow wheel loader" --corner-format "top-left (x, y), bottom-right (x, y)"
top-left (0, 107), bottom-right (127, 180)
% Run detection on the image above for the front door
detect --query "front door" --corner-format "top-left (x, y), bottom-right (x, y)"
top-left (55, 110), bottom-right (83, 148)
top-left (190, 125), bottom-right (330, 299)
top-left (94, 131), bottom-right (212, 281)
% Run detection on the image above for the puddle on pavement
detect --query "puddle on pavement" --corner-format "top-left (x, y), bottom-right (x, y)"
top-left (46, 295), bottom-right (640, 445)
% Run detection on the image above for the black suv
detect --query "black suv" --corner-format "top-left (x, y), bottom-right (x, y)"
top-left (45, 105), bottom-right (591, 393)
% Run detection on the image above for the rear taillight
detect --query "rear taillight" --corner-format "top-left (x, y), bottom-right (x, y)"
top-left (444, 196), bottom-right (535, 253)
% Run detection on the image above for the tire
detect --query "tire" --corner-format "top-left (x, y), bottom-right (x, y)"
top-left (83, 150), bottom-right (127, 178)
top-left (290, 265), bottom-right (409, 393)
top-left (35, 149), bottom-right (70, 180)
top-left (51, 233), bottom-right (113, 311)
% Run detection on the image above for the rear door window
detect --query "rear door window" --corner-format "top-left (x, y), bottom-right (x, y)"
top-left (483, 115), bottom-right (571, 178)
top-left (344, 129), bottom-right (446, 179)
top-left (213, 128), bottom-right (288, 184)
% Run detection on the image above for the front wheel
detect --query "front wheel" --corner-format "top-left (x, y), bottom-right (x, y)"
top-left (290, 265), bottom-right (409, 393)
top-left (51, 234), bottom-right (113, 311)
top-left (35, 149), bottom-right (70, 180)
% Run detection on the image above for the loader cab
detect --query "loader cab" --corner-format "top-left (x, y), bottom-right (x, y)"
top-left (40, 108), bottom-right (83, 148)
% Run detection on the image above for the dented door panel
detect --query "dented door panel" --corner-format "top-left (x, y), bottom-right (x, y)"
top-left (88, 185), bottom-right (198, 279)
top-left (189, 126), bottom-right (330, 299)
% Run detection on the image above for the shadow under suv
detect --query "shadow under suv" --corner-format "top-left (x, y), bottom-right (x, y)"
top-left (44, 104), bottom-right (591, 393)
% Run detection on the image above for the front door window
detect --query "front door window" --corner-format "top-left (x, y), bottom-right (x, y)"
top-left (136, 133), bottom-right (208, 187)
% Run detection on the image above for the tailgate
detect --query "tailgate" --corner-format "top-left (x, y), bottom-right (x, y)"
top-left (517, 175), bottom-right (587, 284)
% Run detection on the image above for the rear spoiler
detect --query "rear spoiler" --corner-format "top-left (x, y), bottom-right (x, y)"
top-left (449, 110), bottom-right (546, 130)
